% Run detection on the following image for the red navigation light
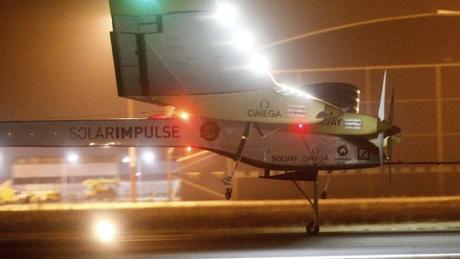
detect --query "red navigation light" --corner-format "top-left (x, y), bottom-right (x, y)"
top-left (292, 122), bottom-right (310, 133)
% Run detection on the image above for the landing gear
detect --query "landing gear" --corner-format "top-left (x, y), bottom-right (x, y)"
top-left (306, 221), bottom-right (320, 235)
top-left (320, 192), bottom-right (327, 200)
top-left (224, 186), bottom-right (233, 200)
top-left (223, 123), bottom-right (252, 200)
top-left (320, 171), bottom-right (332, 200)
top-left (292, 170), bottom-right (320, 236)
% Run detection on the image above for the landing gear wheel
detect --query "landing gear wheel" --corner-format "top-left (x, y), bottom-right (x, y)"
top-left (320, 192), bottom-right (327, 199)
top-left (306, 221), bottom-right (320, 235)
top-left (225, 188), bottom-right (233, 200)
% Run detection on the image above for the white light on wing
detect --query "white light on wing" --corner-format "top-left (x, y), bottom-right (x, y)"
top-left (231, 30), bottom-right (255, 51)
top-left (214, 1), bottom-right (239, 27)
top-left (248, 55), bottom-right (270, 75)
top-left (269, 73), bottom-right (314, 100)
top-left (212, 1), bottom-right (316, 101)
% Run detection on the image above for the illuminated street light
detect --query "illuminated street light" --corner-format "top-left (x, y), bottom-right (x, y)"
top-left (142, 151), bottom-right (155, 164)
top-left (94, 219), bottom-right (116, 242)
top-left (436, 9), bottom-right (460, 15)
top-left (122, 156), bottom-right (130, 163)
top-left (213, 1), bottom-right (239, 27)
top-left (67, 153), bottom-right (79, 163)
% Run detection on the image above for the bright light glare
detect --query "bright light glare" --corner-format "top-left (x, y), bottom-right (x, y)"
top-left (136, 172), bottom-right (142, 177)
top-left (142, 151), bottom-right (155, 164)
top-left (94, 219), bottom-right (116, 242)
top-left (213, 1), bottom-right (239, 27)
top-left (248, 55), bottom-right (270, 75)
top-left (269, 73), bottom-right (314, 100)
top-left (122, 156), bottom-right (130, 163)
top-left (298, 124), bottom-right (303, 128)
top-left (186, 146), bottom-right (192, 152)
top-left (179, 111), bottom-right (190, 121)
top-left (231, 30), bottom-right (255, 51)
top-left (67, 153), bottom-right (79, 163)
top-left (211, 0), bottom-right (317, 102)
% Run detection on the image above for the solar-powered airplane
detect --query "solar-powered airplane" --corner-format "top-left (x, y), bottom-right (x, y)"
top-left (0, 1), bottom-right (401, 235)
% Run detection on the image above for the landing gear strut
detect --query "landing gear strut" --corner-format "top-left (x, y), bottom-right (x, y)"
top-left (224, 123), bottom-right (252, 200)
top-left (321, 170), bottom-right (332, 199)
top-left (291, 170), bottom-right (320, 236)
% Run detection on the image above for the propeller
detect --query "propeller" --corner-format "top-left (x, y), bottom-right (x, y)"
top-left (377, 70), bottom-right (397, 190)
top-left (377, 71), bottom-right (387, 172)
top-left (387, 84), bottom-right (396, 184)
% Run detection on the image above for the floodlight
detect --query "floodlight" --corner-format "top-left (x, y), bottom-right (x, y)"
top-left (94, 219), bottom-right (116, 242)
top-left (142, 151), bottom-right (155, 164)
top-left (67, 153), bottom-right (79, 163)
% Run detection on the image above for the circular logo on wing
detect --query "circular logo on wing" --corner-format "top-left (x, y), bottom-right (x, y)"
top-left (200, 121), bottom-right (220, 141)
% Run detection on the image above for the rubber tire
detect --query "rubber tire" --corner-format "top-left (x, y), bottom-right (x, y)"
top-left (225, 188), bottom-right (232, 200)
top-left (306, 221), bottom-right (320, 235)
top-left (321, 192), bottom-right (327, 199)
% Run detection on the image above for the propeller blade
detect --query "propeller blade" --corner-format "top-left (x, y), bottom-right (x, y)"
top-left (387, 84), bottom-right (396, 185)
top-left (388, 135), bottom-right (393, 184)
top-left (378, 70), bottom-right (387, 121)
top-left (389, 84), bottom-right (395, 124)
top-left (378, 132), bottom-right (384, 170)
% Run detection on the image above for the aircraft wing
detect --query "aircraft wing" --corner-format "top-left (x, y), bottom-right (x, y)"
top-left (110, 4), bottom-right (274, 103)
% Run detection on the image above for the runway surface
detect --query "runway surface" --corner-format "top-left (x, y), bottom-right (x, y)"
top-left (1, 227), bottom-right (460, 258)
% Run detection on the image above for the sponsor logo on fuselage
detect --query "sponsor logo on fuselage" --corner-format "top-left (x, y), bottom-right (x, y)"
top-left (271, 149), bottom-right (329, 164)
top-left (337, 145), bottom-right (348, 156)
top-left (319, 116), bottom-right (363, 130)
top-left (335, 145), bottom-right (352, 161)
top-left (357, 148), bottom-right (370, 160)
top-left (247, 99), bottom-right (282, 118)
top-left (69, 126), bottom-right (180, 140)
top-left (320, 116), bottom-right (342, 127)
